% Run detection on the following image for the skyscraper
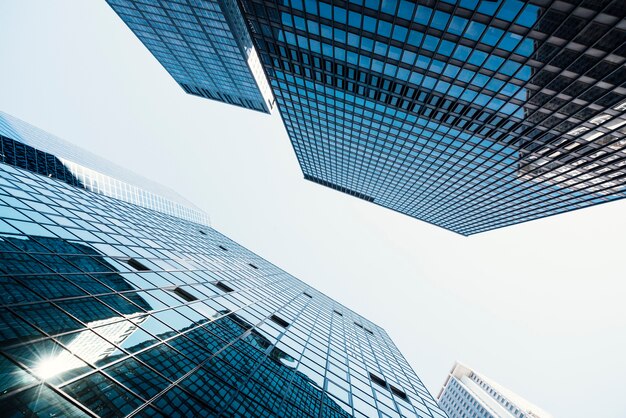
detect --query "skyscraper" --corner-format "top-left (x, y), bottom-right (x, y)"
top-left (0, 112), bottom-right (446, 417)
top-left (105, 0), bottom-right (274, 113)
top-left (437, 362), bottom-right (552, 418)
top-left (0, 111), bottom-right (208, 225)
top-left (239, 0), bottom-right (626, 235)
top-left (103, 0), bottom-right (626, 234)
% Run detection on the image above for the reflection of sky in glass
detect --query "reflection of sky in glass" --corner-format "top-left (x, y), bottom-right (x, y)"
top-left (279, 1), bottom-right (536, 117)
top-left (0, 111), bottom-right (209, 225)
top-left (273, 0), bottom-right (538, 223)
top-left (242, 0), bottom-right (626, 234)
top-left (105, 0), bottom-right (274, 113)
top-left (0, 160), bottom-right (443, 417)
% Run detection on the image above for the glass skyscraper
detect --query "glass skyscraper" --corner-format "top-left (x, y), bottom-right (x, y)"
top-left (102, 0), bottom-right (626, 234)
top-left (105, 0), bottom-right (275, 113)
top-left (0, 113), bottom-right (446, 417)
top-left (0, 111), bottom-right (208, 225)
top-left (437, 362), bottom-right (552, 418)
top-left (239, 0), bottom-right (626, 235)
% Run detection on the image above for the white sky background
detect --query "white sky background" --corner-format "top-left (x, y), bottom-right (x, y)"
top-left (1, 2), bottom-right (625, 417)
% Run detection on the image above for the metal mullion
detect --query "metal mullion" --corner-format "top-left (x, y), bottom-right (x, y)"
top-left (458, 178), bottom-right (626, 234)
top-left (366, 0), bottom-right (476, 201)
top-left (448, 151), bottom-right (626, 231)
top-left (274, 47), bottom-right (327, 182)
top-left (390, 0), bottom-right (515, 205)
top-left (402, 12), bottom-right (618, 225)
top-left (235, 293), bottom-right (317, 416)
top-left (422, 73), bottom-right (626, 230)
top-left (0, 360), bottom-right (102, 418)
top-left (131, 4), bottom-right (199, 90)
top-left (383, 0), bottom-right (623, 216)
top-left (365, 1), bottom-right (441, 198)
top-left (146, 284), bottom-right (305, 416)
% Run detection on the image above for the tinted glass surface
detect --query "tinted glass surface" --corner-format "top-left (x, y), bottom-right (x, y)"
top-left (0, 160), bottom-right (445, 417)
top-left (106, 0), bottom-right (274, 113)
top-left (240, 0), bottom-right (626, 235)
top-left (0, 111), bottom-right (209, 226)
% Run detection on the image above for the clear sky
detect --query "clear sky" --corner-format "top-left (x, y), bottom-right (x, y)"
top-left (2, 2), bottom-right (625, 417)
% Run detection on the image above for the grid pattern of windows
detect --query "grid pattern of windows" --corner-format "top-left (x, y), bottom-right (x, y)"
top-left (439, 378), bottom-right (495, 418)
top-left (437, 363), bottom-right (550, 418)
top-left (240, 0), bottom-right (626, 235)
top-left (106, 0), bottom-right (274, 113)
top-left (0, 111), bottom-right (209, 226)
top-left (465, 373), bottom-right (525, 418)
top-left (0, 160), bottom-right (446, 417)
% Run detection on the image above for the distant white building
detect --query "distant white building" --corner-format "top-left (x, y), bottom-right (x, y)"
top-left (437, 362), bottom-right (552, 418)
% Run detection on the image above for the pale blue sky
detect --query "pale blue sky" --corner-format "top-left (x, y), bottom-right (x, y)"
top-left (1, 2), bottom-right (625, 417)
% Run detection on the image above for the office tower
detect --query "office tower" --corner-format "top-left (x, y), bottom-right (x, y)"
top-left (239, 0), bottom-right (626, 235)
top-left (105, 0), bottom-right (274, 113)
top-left (0, 113), bottom-right (446, 417)
top-left (437, 362), bottom-right (552, 418)
top-left (0, 111), bottom-right (208, 225)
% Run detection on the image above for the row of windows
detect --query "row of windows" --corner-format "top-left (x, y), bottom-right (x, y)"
top-left (470, 373), bottom-right (525, 417)
top-left (0, 158), bottom-right (445, 417)
top-left (440, 378), bottom-right (494, 418)
top-left (0, 114), bottom-right (208, 226)
top-left (276, 70), bottom-right (626, 234)
top-left (107, 0), bottom-right (271, 112)
top-left (242, 0), bottom-right (626, 234)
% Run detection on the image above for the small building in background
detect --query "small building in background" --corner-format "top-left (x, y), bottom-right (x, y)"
top-left (438, 362), bottom-right (552, 418)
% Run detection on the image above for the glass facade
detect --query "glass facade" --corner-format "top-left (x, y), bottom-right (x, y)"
top-left (0, 122), bottom-right (446, 417)
top-left (0, 111), bottom-right (209, 226)
top-left (240, 0), bottom-right (626, 235)
top-left (105, 0), bottom-right (275, 113)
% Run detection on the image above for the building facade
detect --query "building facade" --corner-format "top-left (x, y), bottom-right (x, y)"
top-left (0, 116), bottom-right (446, 417)
top-left (239, 0), bottom-right (626, 235)
top-left (437, 362), bottom-right (551, 418)
top-left (0, 111), bottom-right (208, 225)
top-left (105, 0), bottom-right (274, 113)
